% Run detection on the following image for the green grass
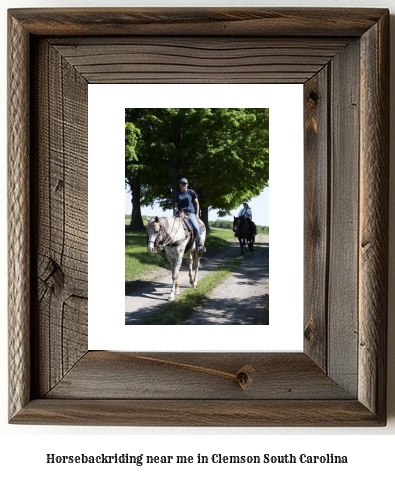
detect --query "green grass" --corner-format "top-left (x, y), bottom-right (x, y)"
top-left (204, 227), bottom-right (236, 257)
top-left (125, 226), bottom-right (168, 285)
top-left (125, 214), bottom-right (146, 226)
top-left (125, 224), bottom-right (236, 287)
top-left (125, 219), bottom-right (264, 322)
top-left (139, 255), bottom-right (241, 325)
top-left (125, 215), bottom-right (167, 286)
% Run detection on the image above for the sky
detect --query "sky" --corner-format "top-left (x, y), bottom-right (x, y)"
top-left (125, 186), bottom-right (269, 227)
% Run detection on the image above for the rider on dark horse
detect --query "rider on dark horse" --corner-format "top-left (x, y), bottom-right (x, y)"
top-left (174, 178), bottom-right (205, 253)
top-left (235, 202), bottom-right (257, 236)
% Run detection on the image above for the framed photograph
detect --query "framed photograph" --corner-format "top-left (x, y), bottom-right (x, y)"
top-left (88, 83), bottom-right (302, 349)
top-left (8, 8), bottom-right (389, 426)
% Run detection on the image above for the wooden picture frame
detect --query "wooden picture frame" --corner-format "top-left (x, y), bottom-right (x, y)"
top-left (8, 8), bottom-right (389, 426)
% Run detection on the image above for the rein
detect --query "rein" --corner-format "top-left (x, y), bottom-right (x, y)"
top-left (148, 217), bottom-right (185, 251)
top-left (234, 217), bottom-right (251, 238)
top-left (154, 223), bottom-right (165, 249)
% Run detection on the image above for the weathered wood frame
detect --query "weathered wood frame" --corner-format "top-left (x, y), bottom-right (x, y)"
top-left (8, 8), bottom-right (389, 426)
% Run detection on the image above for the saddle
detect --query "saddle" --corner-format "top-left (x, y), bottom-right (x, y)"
top-left (182, 214), bottom-right (206, 236)
top-left (177, 212), bottom-right (206, 254)
top-left (237, 216), bottom-right (255, 237)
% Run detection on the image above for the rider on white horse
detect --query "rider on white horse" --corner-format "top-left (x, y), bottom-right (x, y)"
top-left (174, 178), bottom-right (204, 253)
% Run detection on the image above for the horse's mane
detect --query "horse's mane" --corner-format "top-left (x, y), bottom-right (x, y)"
top-left (237, 215), bottom-right (248, 226)
top-left (234, 215), bottom-right (252, 239)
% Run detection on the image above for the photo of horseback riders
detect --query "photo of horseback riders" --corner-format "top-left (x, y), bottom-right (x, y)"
top-left (125, 108), bottom-right (269, 325)
top-left (234, 202), bottom-right (257, 252)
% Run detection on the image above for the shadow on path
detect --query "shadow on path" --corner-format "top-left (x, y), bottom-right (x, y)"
top-left (184, 294), bottom-right (269, 325)
top-left (125, 241), bottom-right (244, 324)
top-left (125, 235), bottom-right (269, 325)
top-left (185, 241), bottom-right (269, 325)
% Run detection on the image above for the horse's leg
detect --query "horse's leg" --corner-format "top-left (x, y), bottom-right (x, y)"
top-left (168, 253), bottom-right (176, 301)
top-left (175, 278), bottom-right (180, 295)
top-left (188, 253), bottom-right (194, 285)
top-left (175, 247), bottom-right (187, 294)
top-left (192, 249), bottom-right (199, 287)
top-left (169, 251), bottom-right (182, 300)
top-left (239, 237), bottom-right (243, 256)
top-left (165, 251), bottom-right (176, 298)
top-left (175, 262), bottom-right (181, 295)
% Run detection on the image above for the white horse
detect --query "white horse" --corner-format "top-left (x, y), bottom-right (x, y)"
top-left (146, 215), bottom-right (206, 301)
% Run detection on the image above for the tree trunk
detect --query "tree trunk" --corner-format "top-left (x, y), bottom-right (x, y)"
top-left (128, 175), bottom-right (145, 231)
top-left (171, 174), bottom-right (179, 204)
top-left (170, 151), bottom-right (182, 207)
top-left (200, 205), bottom-right (210, 231)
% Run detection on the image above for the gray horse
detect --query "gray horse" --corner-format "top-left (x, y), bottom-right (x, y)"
top-left (146, 216), bottom-right (206, 301)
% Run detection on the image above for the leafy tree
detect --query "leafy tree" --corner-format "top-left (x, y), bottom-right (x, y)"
top-left (125, 108), bottom-right (269, 229)
top-left (125, 121), bottom-right (144, 230)
top-left (189, 108), bottom-right (269, 226)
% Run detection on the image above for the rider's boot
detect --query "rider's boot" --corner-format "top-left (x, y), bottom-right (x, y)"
top-left (197, 237), bottom-right (206, 255)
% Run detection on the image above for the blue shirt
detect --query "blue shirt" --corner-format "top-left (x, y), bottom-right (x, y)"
top-left (174, 189), bottom-right (197, 213)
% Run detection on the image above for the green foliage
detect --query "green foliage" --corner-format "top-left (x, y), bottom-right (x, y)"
top-left (125, 108), bottom-right (269, 215)
top-left (209, 219), bottom-right (233, 230)
top-left (125, 122), bottom-right (141, 183)
top-left (209, 219), bottom-right (269, 234)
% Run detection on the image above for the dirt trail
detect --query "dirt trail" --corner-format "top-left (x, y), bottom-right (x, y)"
top-left (125, 235), bottom-right (269, 325)
top-left (125, 240), bottom-right (240, 324)
top-left (186, 236), bottom-right (269, 325)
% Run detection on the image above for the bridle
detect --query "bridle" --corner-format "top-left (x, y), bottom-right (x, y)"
top-left (234, 216), bottom-right (249, 236)
top-left (147, 217), bottom-right (182, 251)
top-left (147, 221), bottom-right (165, 251)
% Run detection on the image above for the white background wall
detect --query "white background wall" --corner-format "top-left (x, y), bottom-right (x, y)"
top-left (1, 0), bottom-right (394, 476)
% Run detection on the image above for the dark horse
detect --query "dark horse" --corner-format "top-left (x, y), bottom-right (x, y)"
top-left (233, 216), bottom-right (255, 256)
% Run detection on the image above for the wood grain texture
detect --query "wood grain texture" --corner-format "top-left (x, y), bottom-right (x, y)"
top-left (359, 12), bottom-right (389, 420)
top-left (303, 67), bottom-right (330, 371)
top-left (327, 40), bottom-right (360, 396)
top-left (8, 13), bottom-right (31, 421)
top-left (8, 8), bottom-right (387, 37)
top-left (11, 399), bottom-right (384, 427)
top-left (45, 352), bottom-right (353, 400)
top-left (49, 37), bottom-right (350, 84)
top-left (31, 39), bottom-right (88, 397)
top-left (7, 8), bottom-right (389, 426)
